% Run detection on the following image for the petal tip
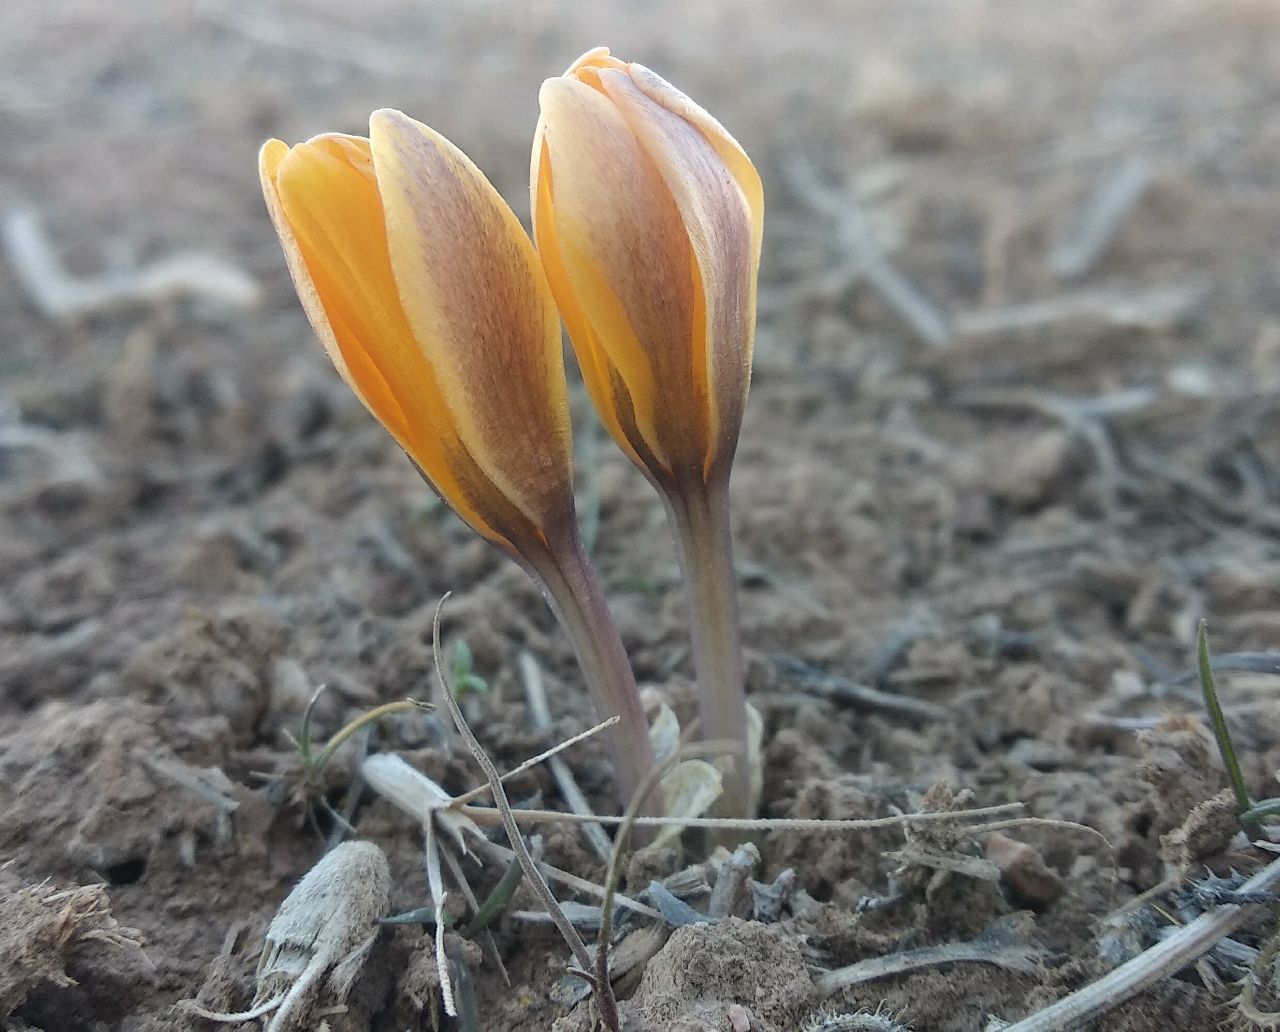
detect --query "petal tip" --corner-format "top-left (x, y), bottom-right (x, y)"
top-left (368, 107), bottom-right (417, 144)
top-left (565, 46), bottom-right (611, 74)
top-left (369, 106), bottom-right (408, 129)
top-left (259, 138), bottom-right (288, 176)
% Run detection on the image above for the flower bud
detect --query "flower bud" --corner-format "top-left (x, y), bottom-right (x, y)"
top-left (261, 109), bottom-right (574, 562)
top-left (259, 111), bottom-right (657, 806)
top-left (534, 51), bottom-right (764, 817)
top-left (532, 47), bottom-right (763, 489)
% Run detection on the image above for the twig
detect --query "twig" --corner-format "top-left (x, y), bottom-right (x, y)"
top-left (772, 653), bottom-right (950, 722)
top-left (1163, 651), bottom-right (1280, 688)
top-left (953, 279), bottom-right (1210, 337)
top-left (1084, 703), bottom-right (1267, 731)
top-left (708, 843), bottom-right (760, 919)
top-left (361, 752), bottom-right (663, 922)
top-left (1001, 854), bottom-right (1280, 1031)
top-left (517, 650), bottom-right (614, 861)
top-left (861, 618), bottom-right (930, 686)
top-left (461, 802), bottom-right (1026, 833)
top-left (450, 710), bottom-right (619, 807)
top-left (430, 596), bottom-right (611, 1025)
top-left (1050, 156), bottom-right (1154, 279)
top-left (952, 385), bottom-right (1156, 511)
top-left (4, 207), bottom-right (258, 320)
top-left (781, 152), bottom-right (951, 348)
top-left (1127, 443), bottom-right (1280, 531)
top-left (816, 914), bottom-right (1047, 997)
top-left (140, 755), bottom-right (239, 813)
top-left (470, 838), bottom-right (662, 923)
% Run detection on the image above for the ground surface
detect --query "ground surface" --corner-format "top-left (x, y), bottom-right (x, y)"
top-left (2, 1), bottom-right (1280, 1030)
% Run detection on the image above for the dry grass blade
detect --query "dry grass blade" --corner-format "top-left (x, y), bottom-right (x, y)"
top-left (780, 150), bottom-right (951, 348)
top-left (430, 594), bottom-right (614, 1026)
top-left (816, 914), bottom-right (1048, 996)
top-left (1001, 854), bottom-right (1280, 1031)
top-left (518, 649), bottom-right (614, 860)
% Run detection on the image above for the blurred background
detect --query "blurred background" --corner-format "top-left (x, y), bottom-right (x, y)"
top-left (2, 1), bottom-right (1280, 1025)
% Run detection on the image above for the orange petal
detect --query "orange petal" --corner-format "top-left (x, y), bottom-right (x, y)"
top-left (260, 138), bottom-right (401, 434)
top-left (367, 109), bottom-right (575, 542)
top-left (266, 133), bottom-right (503, 544)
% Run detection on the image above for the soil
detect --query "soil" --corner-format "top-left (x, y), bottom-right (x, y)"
top-left (2, 1), bottom-right (1280, 1030)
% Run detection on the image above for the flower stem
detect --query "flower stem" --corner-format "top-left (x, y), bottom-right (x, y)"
top-left (665, 474), bottom-right (752, 817)
top-left (529, 532), bottom-right (656, 812)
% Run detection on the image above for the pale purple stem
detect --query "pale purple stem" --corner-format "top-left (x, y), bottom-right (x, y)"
top-left (528, 531), bottom-right (656, 812)
top-left (664, 473), bottom-right (752, 817)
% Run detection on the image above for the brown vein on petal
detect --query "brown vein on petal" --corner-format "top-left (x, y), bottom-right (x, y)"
top-left (370, 110), bottom-right (574, 541)
top-left (538, 78), bottom-right (707, 473)
top-left (264, 135), bottom-right (525, 551)
top-left (600, 68), bottom-right (755, 476)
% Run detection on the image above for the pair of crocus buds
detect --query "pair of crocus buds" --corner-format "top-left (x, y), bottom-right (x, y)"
top-left (259, 48), bottom-right (763, 815)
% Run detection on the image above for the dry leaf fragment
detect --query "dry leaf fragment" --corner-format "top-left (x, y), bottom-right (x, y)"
top-left (187, 841), bottom-right (390, 1031)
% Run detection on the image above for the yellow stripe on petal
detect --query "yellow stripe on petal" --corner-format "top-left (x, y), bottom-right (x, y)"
top-left (260, 139), bottom-right (369, 417)
top-left (533, 141), bottom-right (645, 472)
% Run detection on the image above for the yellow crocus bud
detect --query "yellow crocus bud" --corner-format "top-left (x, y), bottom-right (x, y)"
top-left (261, 111), bottom-right (572, 561)
top-left (533, 50), bottom-right (764, 817)
top-left (259, 109), bottom-right (654, 806)
top-left (531, 47), bottom-right (763, 489)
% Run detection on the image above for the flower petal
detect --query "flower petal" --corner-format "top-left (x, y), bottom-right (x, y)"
top-left (537, 76), bottom-right (709, 478)
top-left (260, 138), bottom-right (404, 438)
top-left (368, 108), bottom-right (574, 542)
top-left (266, 134), bottom-right (503, 544)
top-left (599, 67), bottom-right (759, 477)
top-left (628, 62), bottom-right (764, 255)
top-left (561, 45), bottom-right (625, 77)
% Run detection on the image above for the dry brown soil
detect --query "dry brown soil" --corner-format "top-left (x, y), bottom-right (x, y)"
top-left (2, 1), bottom-right (1280, 1030)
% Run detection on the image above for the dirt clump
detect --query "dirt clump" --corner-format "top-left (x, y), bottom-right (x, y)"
top-left (609, 918), bottom-right (814, 1032)
top-left (0, 872), bottom-right (145, 1021)
top-left (5, 0), bottom-right (1280, 1029)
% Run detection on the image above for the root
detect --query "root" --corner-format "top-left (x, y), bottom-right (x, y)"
top-left (182, 994), bottom-right (283, 1023)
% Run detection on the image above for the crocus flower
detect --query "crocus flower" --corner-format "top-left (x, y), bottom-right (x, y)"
top-left (260, 110), bottom-right (655, 806)
top-left (532, 50), bottom-right (764, 815)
